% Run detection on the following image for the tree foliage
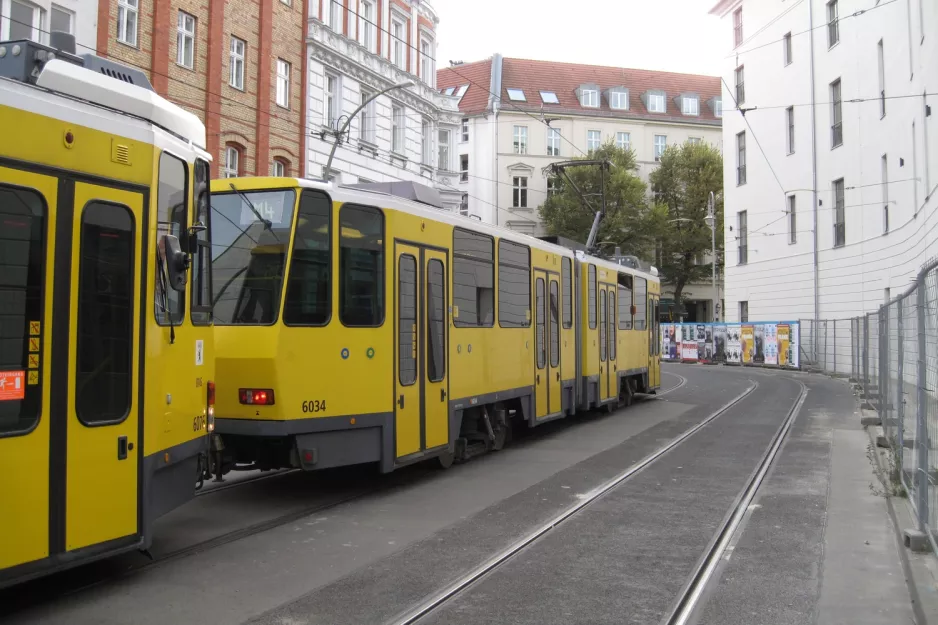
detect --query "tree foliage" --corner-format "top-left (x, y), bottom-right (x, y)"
top-left (648, 141), bottom-right (724, 310)
top-left (538, 142), bottom-right (653, 257)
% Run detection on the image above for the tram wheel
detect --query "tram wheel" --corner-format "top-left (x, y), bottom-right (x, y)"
top-left (437, 448), bottom-right (455, 469)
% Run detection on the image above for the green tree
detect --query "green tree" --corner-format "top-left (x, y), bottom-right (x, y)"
top-left (648, 141), bottom-right (724, 315)
top-left (538, 141), bottom-right (652, 256)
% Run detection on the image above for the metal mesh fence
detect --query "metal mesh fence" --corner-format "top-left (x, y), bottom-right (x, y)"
top-left (803, 260), bottom-right (938, 550)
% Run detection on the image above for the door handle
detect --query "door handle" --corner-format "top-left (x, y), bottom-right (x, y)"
top-left (536, 374), bottom-right (540, 384)
top-left (398, 394), bottom-right (405, 409)
top-left (556, 372), bottom-right (560, 381)
top-left (117, 436), bottom-right (128, 460)
top-left (600, 366), bottom-right (603, 373)
top-left (440, 388), bottom-right (446, 402)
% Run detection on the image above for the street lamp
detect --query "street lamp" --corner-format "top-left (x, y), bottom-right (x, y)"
top-left (704, 191), bottom-right (717, 321)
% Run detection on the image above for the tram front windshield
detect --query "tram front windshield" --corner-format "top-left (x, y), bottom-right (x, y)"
top-left (211, 189), bottom-right (296, 325)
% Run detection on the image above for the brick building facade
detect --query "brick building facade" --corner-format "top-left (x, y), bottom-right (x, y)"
top-left (95, 0), bottom-right (307, 179)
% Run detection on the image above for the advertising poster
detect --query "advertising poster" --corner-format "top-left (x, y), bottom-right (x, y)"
top-left (741, 325), bottom-right (754, 364)
top-left (713, 325), bottom-right (727, 363)
top-left (777, 324), bottom-right (790, 367)
top-left (661, 325), bottom-right (676, 360)
top-left (789, 323), bottom-right (800, 368)
top-left (695, 324), bottom-right (708, 363)
top-left (753, 324), bottom-right (766, 364)
top-left (669, 325), bottom-right (679, 360)
top-left (681, 324), bottom-right (698, 361)
top-left (726, 324), bottom-right (741, 364)
top-left (764, 323), bottom-right (779, 365)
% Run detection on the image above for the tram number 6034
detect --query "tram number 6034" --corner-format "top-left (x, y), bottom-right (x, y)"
top-left (302, 400), bottom-right (326, 413)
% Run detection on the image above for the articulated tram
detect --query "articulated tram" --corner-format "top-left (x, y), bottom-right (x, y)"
top-left (208, 177), bottom-right (660, 477)
top-left (0, 35), bottom-right (215, 587)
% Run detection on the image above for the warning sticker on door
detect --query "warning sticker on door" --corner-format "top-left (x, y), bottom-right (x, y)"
top-left (28, 354), bottom-right (39, 369)
top-left (0, 371), bottom-right (25, 401)
top-left (29, 321), bottom-right (40, 336)
top-left (195, 340), bottom-right (204, 366)
top-left (28, 337), bottom-right (39, 352)
top-left (27, 371), bottom-right (39, 385)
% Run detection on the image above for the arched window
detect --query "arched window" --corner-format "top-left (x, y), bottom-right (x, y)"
top-left (223, 144), bottom-right (242, 178)
top-left (272, 158), bottom-right (290, 177)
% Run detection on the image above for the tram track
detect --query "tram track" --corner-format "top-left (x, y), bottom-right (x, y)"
top-left (384, 381), bottom-right (760, 625)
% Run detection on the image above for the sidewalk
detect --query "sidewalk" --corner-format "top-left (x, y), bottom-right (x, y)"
top-left (696, 370), bottom-right (926, 625)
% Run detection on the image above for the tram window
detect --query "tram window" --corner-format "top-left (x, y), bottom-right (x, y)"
top-left (549, 280), bottom-right (559, 368)
top-left (210, 188), bottom-right (296, 325)
top-left (339, 203), bottom-right (384, 327)
top-left (76, 202), bottom-right (135, 424)
top-left (398, 254), bottom-right (417, 386)
top-left (535, 277), bottom-right (545, 369)
top-left (588, 264), bottom-right (596, 329)
top-left (599, 289), bottom-right (606, 361)
top-left (452, 229), bottom-right (494, 327)
top-left (155, 152), bottom-right (188, 325)
top-left (618, 274), bottom-right (633, 330)
top-left (284, 190), bottom-right (332, 326)
top-left (0, 185), bottom-right (45, 435)
top-left (561, 257), bottom-right (572, 328)
top-left (498, 240), bottom-right (530, 328)
top-left (427, 259), bottom-right (445, 382)
top-left (634, 276), bottom-right (647, 330)
top-left (609, 290), bottom-right (616, 361)
top-left (191, 158), bottom-right (212, 325)
top-left (654, 298), bottom-right (660, 354)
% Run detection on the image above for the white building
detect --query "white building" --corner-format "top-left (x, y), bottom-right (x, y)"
top-left (306, 0), bottom-right (462, 212)
top-left (710, 0), bottom-right (937, 323)
top-left (437, 54), bottom-right (725, 320)
top-left (1, 0), bottom-right (96, 53)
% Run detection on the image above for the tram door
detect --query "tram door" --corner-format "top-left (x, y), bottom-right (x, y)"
top-left (394, 243), bottom-right (449, 459)
top-left (605, 284), bottom-right (617, 401)
top-left (534, 270), bottom-right (561, 420)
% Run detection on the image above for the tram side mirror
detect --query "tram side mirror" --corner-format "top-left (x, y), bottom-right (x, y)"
top-left (160, 234), bottom-right (189, 292)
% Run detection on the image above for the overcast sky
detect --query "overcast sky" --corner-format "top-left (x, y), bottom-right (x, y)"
top-left (432, 0), bottom-right (725, 77)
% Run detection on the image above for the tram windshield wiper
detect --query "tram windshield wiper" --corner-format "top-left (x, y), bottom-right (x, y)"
top-left (229, 183), bottom-right (277, 241)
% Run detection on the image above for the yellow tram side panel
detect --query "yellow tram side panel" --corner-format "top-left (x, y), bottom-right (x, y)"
top-left (212, 183), bottom-right (393, 424)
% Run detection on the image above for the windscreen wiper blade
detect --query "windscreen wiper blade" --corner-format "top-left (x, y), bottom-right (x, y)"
top-left (229, 183), bottom-right (276, 236)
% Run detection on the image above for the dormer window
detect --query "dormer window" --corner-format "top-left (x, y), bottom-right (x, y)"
top-left (680, 94), bottom-right (699, 115)
top-left (507, 88), bottom-right (527, 102)
top-left (443, 87), bottom-right (455, 96)
top-left (578, 85), bottom-right (600, 108)
top-left (540, 91), bottom-right (559, 104)
top-left (607, 88), bottom-right (629, 110)
top-left (454, 85), bottom-right (469, 98)
top-left (710, 97), bottom-right (723, 118)
top-left (645, 91), bottom-right (666, 113)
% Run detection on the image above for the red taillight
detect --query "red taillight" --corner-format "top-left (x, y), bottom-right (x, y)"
top-left (207, 381), bottom-right (215, 406)
top-left (239, 388), bottom-right (275, 405)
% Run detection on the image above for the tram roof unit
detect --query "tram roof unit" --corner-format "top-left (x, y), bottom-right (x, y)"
top-left (0, 34), bottom-right (207, 150)
top-left (222, 176), bottom-right (659, 283)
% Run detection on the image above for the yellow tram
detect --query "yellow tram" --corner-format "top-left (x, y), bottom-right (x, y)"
top-left (0, 36), bottom-right (215, 587)
top-left (208, 177), bottom-right (659, 476)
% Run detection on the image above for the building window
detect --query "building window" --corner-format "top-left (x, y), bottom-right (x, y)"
top-left (438, 129), bottom-right (450, 171)
top-left (506, 88), bottom-right (526, 101)
top-left (587, 130), bottom-right (601, 152)
top-left (513, 177), bottom-right (528, 208)
top-left (276, 59), bottom-right (291, 108)
top-left (229, 36), bottom-right (245, 90)
top-left (714, 99), bottom-right (723, 117)
top-left (609, 90), bottom-right (628, 110)
top-left (688, 137), bottom-right (702, 145)
top-left (421, 38), bottom-right (434, 86)
top-left (360, 89), bottom-right (375, 143)
top-left (882, 154), bottom-right (889, 233)
top-left (513, 125), bottom-right (527, 154)
top-left (833, 178), bottom-right (845, 247)
top-left (498, 240), bottom-right (531, 328)
top-left (616, 132), bottom-right (630, 151)
top-left (361, 0), bottom-right (375, 52)
top-left (830, 78), bottom-right (842, 148)
top-left (877, 39), bottom-right (885, 117)
top-left (733, 7), bottom-right (743, 47)
top-left (339, 204), bottom-right (385, 327)
top-left (682, 97), bottom-right (699, 115)
top-left (461, 118), bottom-right (469, 142)
top-left (580, 88), bottom-right (599, 108)
top-left (51, 4), bottom-right (74, 35)
top-left (324, 72), bottom-right (339, 126)
top-left (452, 229), bottom-right (494, 327)
top-left (459, 154), bottom-right (468, 182)
top-left (736, 131), bottom-right (746, 185)
top-left (739, 301), bottom-right (748, 322)
top-left (223, 145), bottom-right (240, 178)
top-left (392, 104), bottom-right (405, 154)
top-left (786, 106), bottom-right (795, 154)
top-left (547, 178), bottom-right (559, 197)
top-left (176, 11), bottom-right (196, 69)
top-left (272, 159), bottom-right (288, 177)
top-left (735, 66), bottom-right (745, 104)
top-left (654, 135), bottom-right (666, 161)
top-left (117, 0), bottom-right (138, 46)
top-left (737, 211), bottom-right (748, 264)
top-left (391, 18), bottom-right (405, 69)
top-left (9, 0), bottom-right (43, 42)
top-left (329, 0), bottom-right (343, 33)
top-left (647, 93), bottom-right (665, 113)
top-left (827, 0), bottom-right (839, 48)
top-left (540, 91), bottom-right (559, 104)
top-left (547, 128), bottom-right (561, 157)
top-left (459, 194), bottom-right (469, 216)
top-left (788, 195), bottom-right (797, 244)
top-left (421, 118), bottom-right (432, 166)
top-left (783, 32), bottom-right (792, 65)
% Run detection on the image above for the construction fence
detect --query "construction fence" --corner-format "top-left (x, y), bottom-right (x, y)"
top-left (800, 258), bottom-right (938, 552)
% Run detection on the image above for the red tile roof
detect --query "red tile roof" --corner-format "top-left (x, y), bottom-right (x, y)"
top-left (436, 58), bottom-right (493, 115)
top-left (438, 57), bottom-right (722, 125)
